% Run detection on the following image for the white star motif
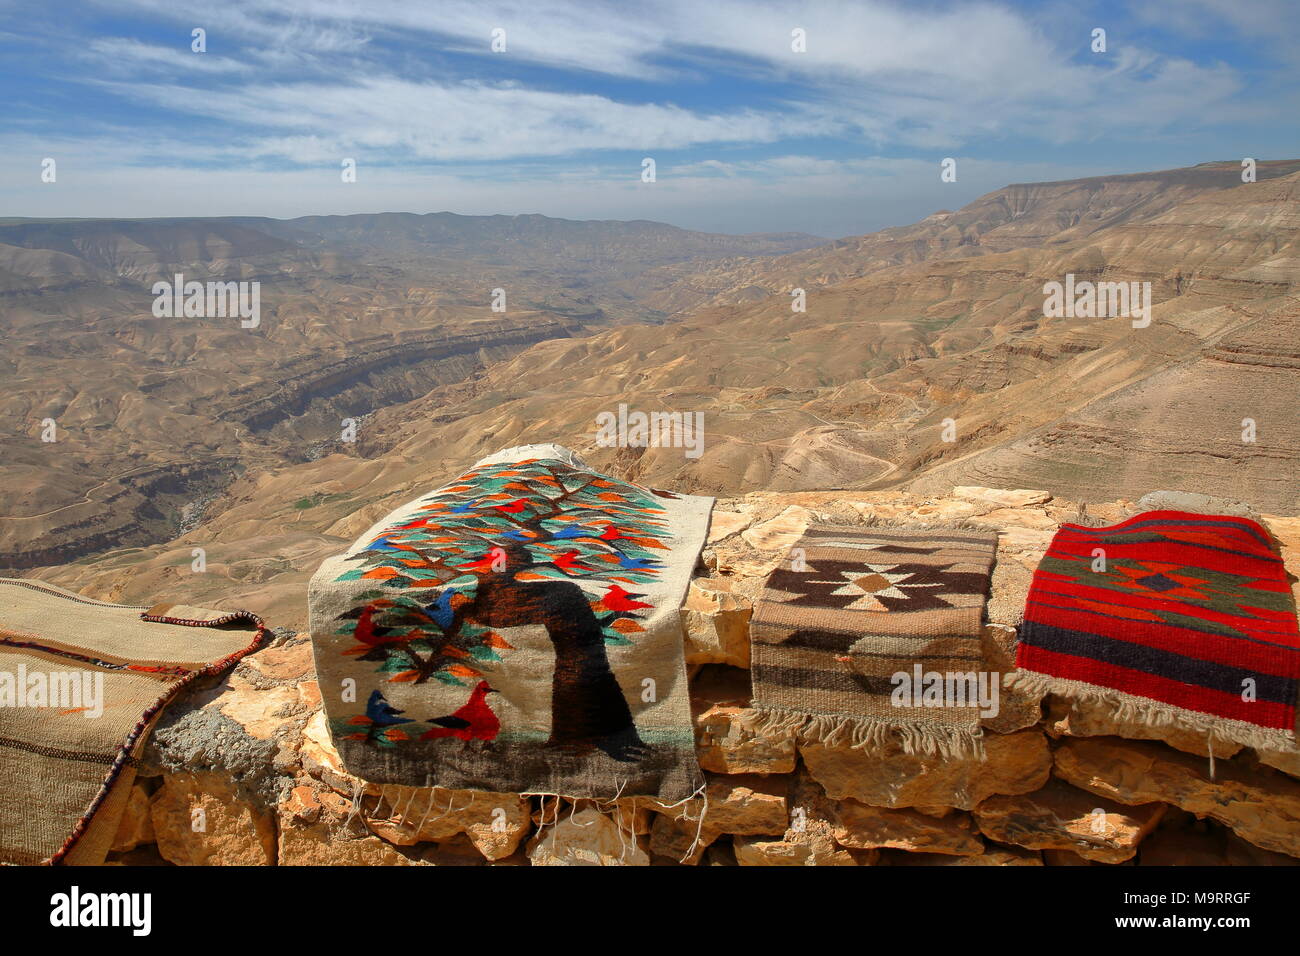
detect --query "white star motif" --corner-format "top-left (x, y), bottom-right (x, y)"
top-left (825, 567), bottom-right (914, 611)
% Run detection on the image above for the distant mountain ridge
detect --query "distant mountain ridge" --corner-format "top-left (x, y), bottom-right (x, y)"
top-left (0, 212), bottom-right (824, 295)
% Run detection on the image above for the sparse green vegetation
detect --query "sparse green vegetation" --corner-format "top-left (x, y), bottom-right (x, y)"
top-left (294, 492), bottom-right (353, 510)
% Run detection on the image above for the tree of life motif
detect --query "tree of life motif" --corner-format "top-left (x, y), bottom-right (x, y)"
top-left (332, 457), bottom-right (676, 758)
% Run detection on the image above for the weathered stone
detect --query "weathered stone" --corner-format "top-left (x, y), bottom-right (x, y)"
top-left (217, 671), bottom-right (301, 741)
top-left (1045, 695), bottom-right (1242, 759)
top-left (971, 508), bottom-right (1058, 531)
top-left (417, 833), bottom-right (500, 866)
top-left (987, 561), bottom-right (1033, 627)
top-left (844, 501), bottom-right (923, 523)
top-left (681, 578), bottom-right (752, 667)
top-left (980, 623), bottom-right (1042, 733)
top-left (283, 785), bottom-right (322, 824)
top-left (150, 772), bottom-right (276, 866)
top-left (974, 779), bottom-right (1165, 863)
top-left (995, 527), bottom-right (1055, 555)
top-left (906, 499), bottom-right (981, 521)
top-left (362, 784), bottom-right (531, 860)
top-left (733, 828), bottom-right (859, 866)
top-left (278, 797), bottom-right (414, 866)
top-left (577, 799), bottom-right (654, 835)
top-left (110, 780), bottom-right (155, 853)
top-left (652, 774), bottom-right (789, 863)
top-left (527, 807), bottom-right (650, 866)
top-left (1054, 736), bottom-right (1300, 859)
top-left (802, 729), bottom-right (1052, 810)
top-left (691, 775), bottom-right (788, 832)
top-left (741, 505), bottom-right (814, 551)
top-left (706, 510), bottom-right (754, 543)
top-left (702, 841), bottom-right (738, 866)
top-left (953, 487), bottom-right (1052, 508)
top-left (530, 797), bottom-right (652, 837)
top-left (243, 638), bottom-right (315, 683)
top-left (1136, 490), bottom-right (1258, 519)
top-left (298, 709), bottom-right (356, 794)
top-left (691, 667), bottom-right (797, 775)
top-left (832, 801), bottom-right (984, 855)
top-left (649, 813), bottom-right (714, 864)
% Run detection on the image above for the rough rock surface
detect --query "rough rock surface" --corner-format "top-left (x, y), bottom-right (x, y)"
top-left (528, 807), bottom-right (650, 866)
top-left (150, 772), bottom-right (277, 866)
top-left (801, 729), bottom-right (1052, 810)
top-left (973, 778), bottom-right (1165, 863)
top-left (1054, 737), bottom-right (1300, 859)
top-left (89, 488), bottom-right (1300, 866)
top-left (832, 801), bottom-right (985, 856)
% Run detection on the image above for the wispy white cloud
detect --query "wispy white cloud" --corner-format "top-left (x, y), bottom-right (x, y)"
top-left (6, 0), bottom-right (1297, 231)
top-left (96, 76), bottom-right (820, 161)
top-left (86, 37), bottom-right (249, 74)
top-left (74, 0), bottom-right (1258, 156)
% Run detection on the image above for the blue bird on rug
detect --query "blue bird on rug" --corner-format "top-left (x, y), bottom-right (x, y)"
top-left (549, 524), bottom-right (596, 539)
top-left (612, 552), bottom-right (659, 571)
top-left (424, 590), bottom-right (458, 631)
top-left (365, 690), bottom-right (411, 727)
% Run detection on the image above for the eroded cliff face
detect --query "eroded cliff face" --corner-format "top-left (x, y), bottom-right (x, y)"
top-left (101, 487), bottom-right (1300, 866)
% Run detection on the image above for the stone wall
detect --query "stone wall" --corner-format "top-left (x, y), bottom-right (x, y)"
top-left (106, 487), bottom-right (1300, 866)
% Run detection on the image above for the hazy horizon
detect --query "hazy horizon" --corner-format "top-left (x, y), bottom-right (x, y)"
top-left (11, 155), bottom-right (1299, 242)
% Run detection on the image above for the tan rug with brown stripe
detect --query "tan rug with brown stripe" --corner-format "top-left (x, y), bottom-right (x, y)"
top-left (745, 525), bottom-right (999, 758)
top-left (0, 579), bottom-right (266, 865)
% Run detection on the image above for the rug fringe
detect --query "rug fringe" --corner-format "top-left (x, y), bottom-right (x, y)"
top-left (1004, 669), bottom-right (1297, 755)
top-left (737, 706), bottom-right (986, 760)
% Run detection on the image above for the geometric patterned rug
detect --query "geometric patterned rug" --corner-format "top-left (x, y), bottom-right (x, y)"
top-left (747, 525), bottom-right (999, 759)
top-left (1011, 510), bottom-right (1300, 752)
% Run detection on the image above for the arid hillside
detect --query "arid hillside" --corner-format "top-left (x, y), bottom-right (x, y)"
top-left (27, 161), bottom-right (1300, 627)
top-left (0, 214), bottom-right (817, 569)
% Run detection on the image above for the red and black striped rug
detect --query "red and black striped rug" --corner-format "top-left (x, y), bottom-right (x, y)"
top-left (1011, 510), bottom-right (1300, 751)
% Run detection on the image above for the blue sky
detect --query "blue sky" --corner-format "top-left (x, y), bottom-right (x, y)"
top-left (3, 0), bottom-right (1298, 236)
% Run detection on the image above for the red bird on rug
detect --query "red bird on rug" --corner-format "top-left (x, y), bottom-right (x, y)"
top-left (421, 681), bottom-right (501, 741)
top-left (551, 549), bottom-right (590, 573)
top-left (354, 605), bottom-right (403, 646)
top-left (593, 584), bottom-right (654, 613)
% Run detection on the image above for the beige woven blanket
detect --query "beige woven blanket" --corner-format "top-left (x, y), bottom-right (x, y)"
top-left (0, 579), bottom-right (265, 865)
